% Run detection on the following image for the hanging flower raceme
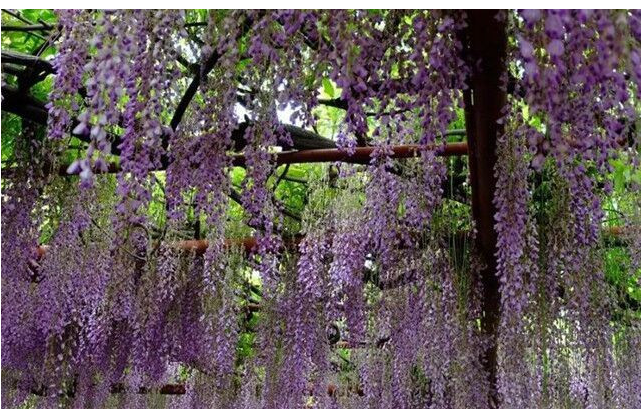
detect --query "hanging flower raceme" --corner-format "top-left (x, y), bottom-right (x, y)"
top-left (116, 10), bottom-right (185, 224)
top-left (46, 10), bottom-right (90, 141)
top-left (489, 9), bottom-right (642, 408)
top-left (493, 110), bottom-right (540, 407)
top-left (64, 12), bottom-right (130, 185)
top-left (1, 125), bottom-right (50, 406)
top-left (276, 232), bottom-right (329, 407)
top-left (166, 10), bottom-right (241, 223)
top-left (516, 9), bottom-right (640, 244)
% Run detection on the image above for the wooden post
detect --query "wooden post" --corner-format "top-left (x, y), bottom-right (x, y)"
top-left (461, 10), bottom-right (507, 406)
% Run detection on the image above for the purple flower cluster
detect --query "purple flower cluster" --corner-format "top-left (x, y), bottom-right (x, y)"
top-left (3, 9), bottom-right (640, 409)
top-left (166, 11), bottom-right (239, 224)
top-left (516, 10), bottom-right (640, 243)
top-left (117, 11), bottom-right (185, 224)
top-left (46, 10), bottom-right (89, 141)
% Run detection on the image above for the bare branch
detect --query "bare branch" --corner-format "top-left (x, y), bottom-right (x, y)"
top-left (1, 24), bottom-right (51, 33)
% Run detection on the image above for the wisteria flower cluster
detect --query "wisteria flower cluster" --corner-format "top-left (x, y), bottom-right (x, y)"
top-left (1, 9), bottom-right (640, 409)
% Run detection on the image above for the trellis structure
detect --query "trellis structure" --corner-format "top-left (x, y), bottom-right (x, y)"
top-left (1, 9), bottom-right (639, 407)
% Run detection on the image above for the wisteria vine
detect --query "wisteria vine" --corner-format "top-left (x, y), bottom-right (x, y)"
top-left (1, 9), bottom-right (640, 409)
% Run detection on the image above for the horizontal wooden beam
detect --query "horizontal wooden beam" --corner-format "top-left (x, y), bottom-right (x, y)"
top-left (1, 142), bottom-right (468, 180)
top-left (48, 143), bottom-right (469, 177)
top-left (33, 224), bottom-right (629, 264)
top-left (270, 142), bottom-right (468, 165)
top-left (175, 236), bottom-right (303, 254)
top-left (34, 236), bottom-right (303, 262)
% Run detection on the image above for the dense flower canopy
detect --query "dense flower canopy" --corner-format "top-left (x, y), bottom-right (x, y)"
top-left (1, 9), bottom-right (640, 409)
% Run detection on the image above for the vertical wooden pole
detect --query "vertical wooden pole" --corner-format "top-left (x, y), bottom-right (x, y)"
top-left (461, 10), bottom-right (507, 407)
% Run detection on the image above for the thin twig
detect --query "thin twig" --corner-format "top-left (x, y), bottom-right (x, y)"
top-left (281, 175), bottom-right (308, 184)
top-left (168, 15), bottom-right (255, 133)
top-left (274, 163), bottom-right (291, 188)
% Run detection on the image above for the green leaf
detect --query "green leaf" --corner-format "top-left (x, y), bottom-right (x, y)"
top-left (322, 78), bottom-right (335, 99)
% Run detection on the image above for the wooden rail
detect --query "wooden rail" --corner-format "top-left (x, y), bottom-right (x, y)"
top-left (57, 142), bottom-right (469, 177)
